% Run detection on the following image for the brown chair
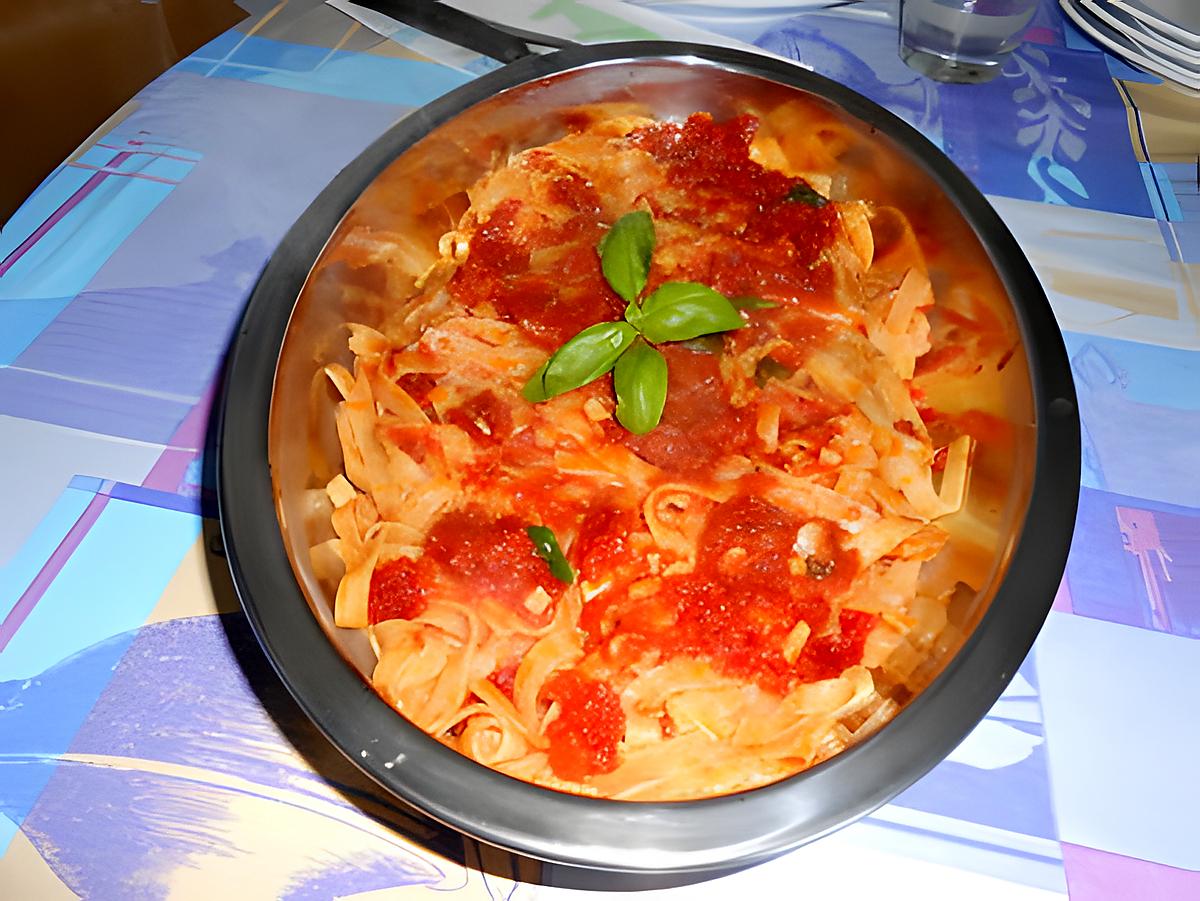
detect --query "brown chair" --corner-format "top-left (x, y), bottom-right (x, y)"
top-left (0, 0), bottom-right (245, 225)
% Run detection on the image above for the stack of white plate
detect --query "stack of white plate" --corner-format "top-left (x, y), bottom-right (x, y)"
top-left (1060, 0), bottom-right (1200, 89)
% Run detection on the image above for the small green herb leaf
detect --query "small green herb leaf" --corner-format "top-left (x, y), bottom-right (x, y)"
top-left (730, 295), bottom-right (778, 311)
top-left (785, 183), bottom-right (828, 207)
top-left (754, 355), bottom-right (794, 387)
top-left (613, 338), bottom-right (668, 435)
top-left (598, 211), bottom-right (655, 303)
top-left (526, 525), bottom-right (575, 585)
top-left (678, 334), bottom-right (725, 355)
top-left (633, 282), bottom-right (746, 344)
top-left (522, 321), bottom-right (636, 402)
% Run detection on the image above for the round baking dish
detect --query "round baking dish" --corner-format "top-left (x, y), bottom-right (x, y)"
top-left (217, 41), bottom-right (1079, 874)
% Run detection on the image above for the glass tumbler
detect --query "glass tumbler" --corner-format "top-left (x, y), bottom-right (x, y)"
top-left (899, 0), bottom-right (1039, 83)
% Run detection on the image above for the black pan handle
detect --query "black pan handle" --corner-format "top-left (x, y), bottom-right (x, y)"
top-left (351, 0), bottom-right (577, 64)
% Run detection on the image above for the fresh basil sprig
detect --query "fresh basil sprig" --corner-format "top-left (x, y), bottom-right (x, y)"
top-left (522, 211), bottom-right (775, 433)
top-left (526, 525), bottom-right (575, 585)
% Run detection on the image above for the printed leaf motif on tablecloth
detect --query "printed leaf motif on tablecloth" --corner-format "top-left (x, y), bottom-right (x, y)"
top-left (1006, 54), bottom-right (1094, 204)
top-left (753, 10), bottom-right (1153, 217)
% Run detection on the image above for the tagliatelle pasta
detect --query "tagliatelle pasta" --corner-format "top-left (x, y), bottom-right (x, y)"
top-left (316, 111), bottom-right (975, 800)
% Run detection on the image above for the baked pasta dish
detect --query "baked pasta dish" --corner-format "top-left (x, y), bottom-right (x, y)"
top-left (314, 110), bottom-right (974, 800)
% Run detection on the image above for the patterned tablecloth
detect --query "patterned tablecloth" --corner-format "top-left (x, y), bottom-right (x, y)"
top-left (1, 1), bottom-right (1197, 897)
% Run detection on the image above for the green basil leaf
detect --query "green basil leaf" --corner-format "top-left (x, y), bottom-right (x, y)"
top-left (613, 338), bottom-right (668, 435)
top-left (633, 282), bottom-right (746, 344)
top-left (730, 295), bottom-right (778, 311)
top-left (526, 525), bottom-right (575, 585)
top-left (785, 183), bottom-right (828, 207)
top-left (522, 361), bottom-right (550, 402)
top-left (522, 321), bottom-right (636, 402)
top-left (598, 211), bottom-right (655, 303)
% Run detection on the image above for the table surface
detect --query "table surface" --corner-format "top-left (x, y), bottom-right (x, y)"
top-left (2, 1), bottom-right (1198, 898)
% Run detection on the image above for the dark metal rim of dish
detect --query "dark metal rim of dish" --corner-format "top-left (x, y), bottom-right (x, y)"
top-left (217, 41), bottom-right (1080, 874)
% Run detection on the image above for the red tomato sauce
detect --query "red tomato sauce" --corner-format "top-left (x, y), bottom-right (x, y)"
top-left (487, 662), bottom-right (519, 700)
top-left (580, 494), bottom-right (865, 695)
top-left (368, 556), bottom-right (429, 625)
top-left (443, 390), bottom-right (513, 446)
top-left (793, 609), bottom-right (878, 682)
top-left (449, 114), bottom-right (844, 352)
top-left (424, 510), bottom-right (561, 622)
top-left (541, 670), bottom-right (626, 781)
top-left (618, 347), bottom-right (754, 471)
top-left (629, 113), bottom-right (841, 298)
top-left (447, 196), bottom-right (621, 348)
top-left (575, 508), bottom-right (642, 587)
